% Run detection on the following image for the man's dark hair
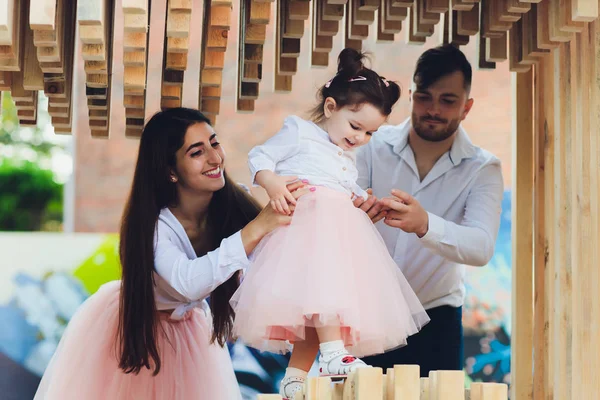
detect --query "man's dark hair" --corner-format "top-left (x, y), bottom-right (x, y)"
top-left (412, 44), bottom-right (472, 94)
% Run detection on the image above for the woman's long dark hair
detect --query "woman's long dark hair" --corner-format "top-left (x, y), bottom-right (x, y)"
top-left (117, 108), bottom-right (261, 376)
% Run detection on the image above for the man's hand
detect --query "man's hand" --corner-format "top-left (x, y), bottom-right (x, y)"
top-left (379, 189), bottom-right (429, 237)
top-left (352, 189), bottom-right (388, 224)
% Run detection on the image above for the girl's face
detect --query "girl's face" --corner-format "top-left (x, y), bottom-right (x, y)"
top-left (170, 122), bottom-right (226, 193)
top-left (322, 98), bottom-right (387, 151)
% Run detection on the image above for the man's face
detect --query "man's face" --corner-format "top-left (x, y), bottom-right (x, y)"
top-left (409, 70), bottom-right (473, 142)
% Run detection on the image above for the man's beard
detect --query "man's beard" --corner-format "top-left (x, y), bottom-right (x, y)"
top-left (411, 113), bottom-right (460, 142)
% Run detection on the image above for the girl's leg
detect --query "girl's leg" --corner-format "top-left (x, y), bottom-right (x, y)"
top-left (279, 328), bottom-right (319, 398)
top-left (289, 327), bottom-right (320, 371)
top-left (314, 319), bottom-right (369, 377)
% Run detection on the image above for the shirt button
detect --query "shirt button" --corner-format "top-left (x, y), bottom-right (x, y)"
top-left (342, 167), bottom-right (347, 171)
top-left (338, 151), bottom-right (342, 156)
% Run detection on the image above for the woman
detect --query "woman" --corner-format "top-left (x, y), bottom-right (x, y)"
top-left (34, 108), bottom-right (310, 399)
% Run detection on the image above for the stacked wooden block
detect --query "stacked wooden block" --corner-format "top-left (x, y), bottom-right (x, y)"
top-left (78, 0), bottom-right (114, 137)
top-left (237, 0), bottom-right (271, 112)
top-left (310, 1), bottom-right (344, 68)
top-left (122, 0), bottom-right (149, 137)
top-left (198, 0), bottom-right (232, 125)
top-left (256, 366), bottom-right (508, 400)
top-left (274, 0), bottom-right (309, 92)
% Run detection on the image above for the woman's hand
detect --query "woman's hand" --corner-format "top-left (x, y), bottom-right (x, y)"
top-left (240, 181), bottom-right (314, 255)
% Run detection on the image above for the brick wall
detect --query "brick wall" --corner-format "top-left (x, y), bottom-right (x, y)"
top-left (72, 6), bottom-right (512, 233)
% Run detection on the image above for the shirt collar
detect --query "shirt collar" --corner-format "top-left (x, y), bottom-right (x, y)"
top-left (378, 117), bottom-right (477, 166)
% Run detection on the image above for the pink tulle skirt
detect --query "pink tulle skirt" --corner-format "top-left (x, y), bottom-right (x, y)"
top-left (34, 281), bottom-right (241, 400)
top-left (230, 187), bottom-right (430, 357)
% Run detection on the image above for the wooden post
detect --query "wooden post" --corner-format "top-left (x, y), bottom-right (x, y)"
top-left (511, 67), bottom-right (534, 400)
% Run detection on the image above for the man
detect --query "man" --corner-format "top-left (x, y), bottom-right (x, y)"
top-left (354, 44), bottom-right (504, 376)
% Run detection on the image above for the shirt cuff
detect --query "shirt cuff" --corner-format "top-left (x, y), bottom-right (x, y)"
top-left (220, 230), bottom-right (251, 270)
top-left (248, 158), bottom-right (276, 186)
top-left (418, 212), bottom-right (446, 244)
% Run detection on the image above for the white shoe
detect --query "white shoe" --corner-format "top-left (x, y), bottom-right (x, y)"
top-left (318, 349), bottom-right (369, 380)
top-left (279, 375), bottom-right (305, 400)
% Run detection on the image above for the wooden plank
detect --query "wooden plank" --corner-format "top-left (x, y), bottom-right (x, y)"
top-left (559, 0), bottom-right (586, 33)
top-left (0, 0), bottom-right (23, 71)
top-left (0, 1), bottom-right (15, 44)
top-left (511, 67), bottom-right (534, 400)
top-left (457, 4), bottom-right (479, 36)
top-left (571, 23), bottom-right (599, 400)
top-left (551, 41), bottom-right (572, 400)
top-left (406, 7), bottom-right (426, 44)
top-left (486, 33), bottom-right (507, 62)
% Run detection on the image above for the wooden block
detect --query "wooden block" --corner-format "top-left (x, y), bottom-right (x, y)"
top-left (392, 365), bottom-right (420, 399)
top-left (323, 3), bottom-right (344, 20)
top-left (509, 21), bottom-right (530, 72)
top-left (486, 33), bottom-right (507, 62)
top-left (406, 8), bottom-right (426, 44)
top-left (386, 1), bottom-right (408, 21)
top-left (202, 86), bottom-right (221, 99)
top-left (210, 5), bottom-right (232, 29)
top-left (536, 1), bottom-right (559, 49)
top-left (200, 98), bottom-right (220, 114)
top-left (166, 11), bottom-right (190, 38)
top-left (124, 66), bottom-right (146, 92)
top-left (201, 69), bottom-right (222, 87)
top-left (289, 1), bottom-right (310, 20)
top-left (431, 371), bottom-right (464, 400)
top-left (80, 25), bottom-right (104, 44)
top-left (0, 1), bottom-right (15, 44)
top-left (571, 0), bottom-right (598, 21)
top-left (558, 0), bottom-right (585, 33)
top-left (457, 4), bottom-right (479, 35)
top-left (256, 395), bottom-right (282, 400)
top-left (23, 26), bottom-right (44, 90)
top-left (122, 0), bottom-right (148, 14)
top-left (30, 0), bottom-right (57, 30)
top-left (249, 1), bottom-right (270, 24)
top-left (207, 27), bottom-right (227, 51)
top-left (204, 50), bottom-right (225, 69)
top-left (161, 84), bottom-right (181, 99)
top-left (33, 30), bottom-right (57, 46)
top-left (166, 52), bottom-right (188, 70)
top-left (355, 367), bottom-right (383, 398)
top-left (85, 86), bottom-right (107, 99)
top-left (242, 62), bottom-right (261, 81)
top-left (124, 13), bottom-right (148, 32)
top-left (274, 74), bottom-right (292, 92)
top-left (124, 95), bottom-right (144, 108)
top-left (413, 1), bottom-right (435, 37)
top-left (245, 23), bottom-right (267, 44)
top-left (77, 0), bottom-right (104, 25)
top-left (123, 50), bottom-right (146, 66)
top-left (317, 0), bottom-right (340, 36)
top-left (471, 382), bottom-right (508, 400)
top-left (244, 44), bottom-right (263, 62)
top-left (169, 0), bottom-right (192, 13)
top-left (123, 32), bottom-right (146, 52)
top-left (82, 44), bottom-right (106, 61)
top-left (305, 377), bottom-right (332, 399)
top-left (426, 0), bottom-right (448, 13)
top-left (521, 6), bottom-right (549, 60)
top-left (89, 109), bottom-right (109, 119)
top-left (380, 0), bottom-right (402, 33)
top-left (549, 0), bottom-right (573, 42)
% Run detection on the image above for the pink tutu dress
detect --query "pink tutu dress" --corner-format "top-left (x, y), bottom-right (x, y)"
top-left (230, 116), bottom-right (430, 357)
top-left (34, 209), bottom-right (245, 399)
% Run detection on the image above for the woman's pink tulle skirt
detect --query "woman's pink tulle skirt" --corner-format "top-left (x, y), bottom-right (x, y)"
top-left (230, 187), bottom-right (430, 357)
top-left (34, 281), bottom-right (241, 400)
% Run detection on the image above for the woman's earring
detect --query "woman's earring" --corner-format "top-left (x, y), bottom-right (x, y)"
top-left (170, 177), bottom-right (177, 183)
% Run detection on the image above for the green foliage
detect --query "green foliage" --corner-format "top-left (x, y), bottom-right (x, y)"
top-left (0, 93), bottom-right (65, 231)
top-left (0, 158), bottom-right (63, 231)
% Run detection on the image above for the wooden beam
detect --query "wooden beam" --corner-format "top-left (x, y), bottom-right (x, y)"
top-left (511, 67), bottom-right (534, 400)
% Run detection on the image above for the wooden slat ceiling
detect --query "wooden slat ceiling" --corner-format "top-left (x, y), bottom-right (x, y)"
top-left (0, 0), bottom-right (597, 137)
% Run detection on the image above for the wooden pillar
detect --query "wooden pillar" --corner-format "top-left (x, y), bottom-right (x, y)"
top-left (511, 68), bottom-right (534, 400)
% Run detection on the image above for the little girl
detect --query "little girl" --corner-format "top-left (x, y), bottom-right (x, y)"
top-left (230, 49), bottom-right (430, 399)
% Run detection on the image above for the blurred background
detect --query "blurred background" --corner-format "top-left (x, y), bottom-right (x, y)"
top-left (0, 2), bottom-right (512, 399)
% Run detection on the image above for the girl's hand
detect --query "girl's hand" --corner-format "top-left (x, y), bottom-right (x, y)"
top-left (241, 185), bottom-right (314, 255)
top-left (256, 171), bottom-right (305, 215)
top-left (352, 189), bottom-right (388, 224)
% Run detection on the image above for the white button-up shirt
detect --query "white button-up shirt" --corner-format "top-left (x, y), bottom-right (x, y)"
top-left (356, 118), bottom-right (504, 309)
top-left (248, 115), bottom-right (369, 199)
top-left (153, 208), bottom-right (250, 315)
